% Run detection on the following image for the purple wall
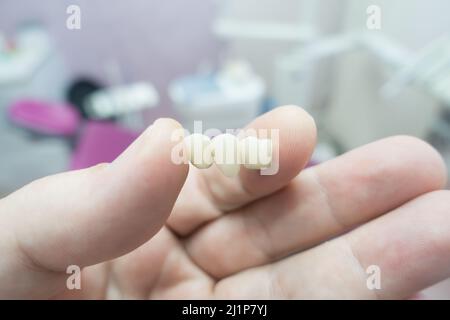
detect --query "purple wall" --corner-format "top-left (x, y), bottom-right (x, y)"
top-left (0, 0), bottom-right (222, 117)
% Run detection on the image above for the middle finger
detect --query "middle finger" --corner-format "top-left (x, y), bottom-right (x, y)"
top-left (185, 136), bottom-right (447, 278)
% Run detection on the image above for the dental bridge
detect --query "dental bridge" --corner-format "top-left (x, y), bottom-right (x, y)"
top-left (184, 133), bottom-right (273, 177)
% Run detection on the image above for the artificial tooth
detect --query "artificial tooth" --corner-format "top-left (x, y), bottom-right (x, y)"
top-left (184, 134), bottom-right (214, 169)
top-left (211, 133), bottom-right (241, 177)
top-left (240, 136), bottom-right (273, 169)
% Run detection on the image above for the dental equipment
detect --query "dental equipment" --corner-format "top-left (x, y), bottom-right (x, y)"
top-left (85, 82), bottom-right (159, 120)
top-left (169, 60), bottom-right (265, 131)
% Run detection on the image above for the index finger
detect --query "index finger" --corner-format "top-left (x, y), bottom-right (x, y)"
top-left (168, 105), bottom-right (317, 235)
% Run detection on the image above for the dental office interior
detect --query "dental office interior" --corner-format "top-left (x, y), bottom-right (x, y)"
top-left (1, 0), bottom-right (449, 298)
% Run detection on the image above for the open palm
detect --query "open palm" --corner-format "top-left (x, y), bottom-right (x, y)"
top-left (1, 106), bottom-right (449, 299)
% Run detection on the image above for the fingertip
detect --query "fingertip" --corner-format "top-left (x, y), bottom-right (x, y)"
top-left (153, 117), bottom-right (183, 128)
top-left (383, 135), bottom-right (448, 190)
top-left (116, 117), bottom-right (189, 177)
top-left (245, 105), bottom-right (317, 176)
top-left (152, 117), bottom-right (189, 178)
top-left (232, 105), bottom-right (317, 204)
top-left (276, 105), bottom-right (317, 133)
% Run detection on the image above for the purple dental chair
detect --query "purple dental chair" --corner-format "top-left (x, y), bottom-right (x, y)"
top-left (8, 99), bottom-right (139, 170)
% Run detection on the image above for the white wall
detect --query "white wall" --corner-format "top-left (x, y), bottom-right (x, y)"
top-left (325, 0), bottom-right (450, 149)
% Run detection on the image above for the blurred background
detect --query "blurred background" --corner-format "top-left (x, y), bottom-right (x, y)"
top-left (0, 0), bottom-right (449, 298)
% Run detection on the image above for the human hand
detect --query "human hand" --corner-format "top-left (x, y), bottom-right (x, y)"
top-left (0, 106), bottom-right (448, 299)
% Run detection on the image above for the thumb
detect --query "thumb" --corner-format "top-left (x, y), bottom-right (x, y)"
top-left (0, 118), bottom-right (188, 298)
